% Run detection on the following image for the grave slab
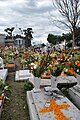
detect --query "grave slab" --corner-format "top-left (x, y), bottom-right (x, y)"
top-left (27, 91), bottom-right (39, 120)
top-left (57, 76), bottom-right (77, 83)
top-left (27, 88), bottom-right (80, 120)
top-left (15, 70), bottom-right (32, 81)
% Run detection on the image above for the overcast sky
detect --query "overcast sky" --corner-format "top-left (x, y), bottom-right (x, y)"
top-left (0, 0), bottom-right (68, 44)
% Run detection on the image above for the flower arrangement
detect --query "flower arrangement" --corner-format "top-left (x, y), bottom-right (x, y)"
top-left (2, 47), bottom-right (78, 78)
top-left (51, 64), bottom-right (64, 76)
top-left (32, 64), bottom-right (45, 77)
top-left (47, 59), bottom-right (64, 77)
top-left (32, 54), bottom-right (49, 77)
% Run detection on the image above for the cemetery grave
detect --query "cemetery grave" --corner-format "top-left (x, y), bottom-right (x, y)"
top-left (27, 87), bottom-right (80, 120)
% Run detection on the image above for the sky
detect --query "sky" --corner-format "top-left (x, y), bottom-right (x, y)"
top-left (0, 0), bottom-right (68, 44)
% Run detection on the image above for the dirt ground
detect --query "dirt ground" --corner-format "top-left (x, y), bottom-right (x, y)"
top-left (1, 59), bottom-right (30, 120)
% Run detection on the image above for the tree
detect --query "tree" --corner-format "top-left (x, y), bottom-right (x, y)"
top-left (4, 27), bottom-right (15, 37)
top-left (52, 0), bottom-right (80, 48)
top-left (62, 33), bottom-right (72, 42)
top-left (47, 34), bottom-right (63, 45)
top-left (47, 34), bottom-right (57, 45)
top-left (75, 27), bottom-right (80, 46)
top-left (63, 27), bottom-right (80, 46)
top-left (23, 28), bottom-right (33, 47)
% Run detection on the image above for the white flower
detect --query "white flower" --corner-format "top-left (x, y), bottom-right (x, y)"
top-left (67, 59), bottom-right (69, 61)
top-left (64, 68), bottom-right (68, 72)
top-left (49, 64), bottom-right (52, 67)
top-left (71, 55), bottom-right (72, 58)
top-left (31, 67), bottom-right (33, 69)
top-left (34, 65), bottom-right (37, 69)
top-left (31, 63), bottom-right (35, 66)
top-left (77, 69), bottom-right (79, 73)
top-left (65, 69), bottom-right (68, 72)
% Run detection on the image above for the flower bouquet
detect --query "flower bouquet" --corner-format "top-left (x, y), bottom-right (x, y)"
top-left (50, 63), bottom-right (64, 77)
top-left (32, 65), bottom-right (45, 78)
top-left (47, 62), bottom-right (64, 89)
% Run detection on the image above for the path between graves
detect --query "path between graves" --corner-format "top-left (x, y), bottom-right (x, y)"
top-left (1, 58), bottom-right (30, 120)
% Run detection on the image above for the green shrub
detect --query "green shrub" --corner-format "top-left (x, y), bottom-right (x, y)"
top-left (24, 81), bottom-right (34, 91)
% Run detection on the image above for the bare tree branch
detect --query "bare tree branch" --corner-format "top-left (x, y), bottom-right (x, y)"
top-left (51, 0), bottom-right (80, 47)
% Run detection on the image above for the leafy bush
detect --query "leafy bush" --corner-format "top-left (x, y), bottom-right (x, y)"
top-left (24, 81), bottom-right (34, 91)
top-left (0, 78), bottom-right (11, 100)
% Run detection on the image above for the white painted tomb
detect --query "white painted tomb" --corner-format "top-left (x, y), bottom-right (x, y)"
top-left (15, 70), bottom-right (32, 81)
top-left (27, 87), bottom-right (80, 120)
top-left (68, 84), bottom-right (80, 109)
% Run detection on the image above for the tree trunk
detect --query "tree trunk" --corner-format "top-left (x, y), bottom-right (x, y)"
top-left (72, 29), bottom-right (75, 48)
